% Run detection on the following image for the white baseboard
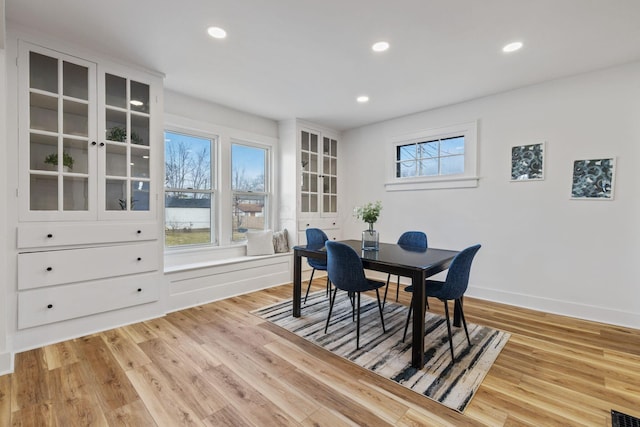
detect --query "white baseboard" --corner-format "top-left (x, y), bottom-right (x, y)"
top-left (468, 285), bottom-right (640, 329)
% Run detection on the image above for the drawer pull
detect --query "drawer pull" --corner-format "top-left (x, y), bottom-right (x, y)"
top-left (137, 257), bottom-right (142, 261)
top-left (47, 304), bottom-right (53, 309)
top-left (46, 267), bottom-right (52, 272)
top-left (137, 230), bottom-right (142, 234)
top-left (137, 288), bottom-right (142, 292)
top-left (47, 234), bottom-right (53, 238)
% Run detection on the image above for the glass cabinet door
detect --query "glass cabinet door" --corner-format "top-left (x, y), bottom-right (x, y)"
top-left (25, 49), bottom-right (95, 216)
top-left (102, 73), bottom-right (152, 213)
top-left (322, 136), bottom-right (338, 214)
top-left (299, 129), bottom-right (338, 216)
top-left (300, 130), bottom-right (319, 213)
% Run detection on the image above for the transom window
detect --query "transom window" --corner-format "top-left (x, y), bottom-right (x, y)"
top-left (386, 121), bottom-right (478, 191)
top-left (164, 131), bottom-right (216, 247)
top-left (396, 136), bottom-right (465, 178)
top-left (231, 142), bottom-right (270, 241)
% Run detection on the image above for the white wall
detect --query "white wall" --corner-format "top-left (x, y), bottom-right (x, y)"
top-left (341, 61), bottom-right (640, 328)
top-left (0, 45), bottom-right (12, 374)
top-left (164, 90), bottom-right (278, 139)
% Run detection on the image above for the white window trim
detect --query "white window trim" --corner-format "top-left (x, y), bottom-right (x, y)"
top-left (230, 138), bottom-right (273, 241)
top-left (385, 120), bottom-right (479, 191)
top-left (164, 126), bottom-right (219, 249)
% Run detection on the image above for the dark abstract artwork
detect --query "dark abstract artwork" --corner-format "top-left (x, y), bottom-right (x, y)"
top-left (511, 143), bottom-right (544, 180)
top-left (571, 158), bottom-right (615, 199)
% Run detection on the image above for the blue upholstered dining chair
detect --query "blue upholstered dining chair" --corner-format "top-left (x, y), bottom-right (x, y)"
top-left (303, 228), bottom-right (331, 303)
top-left (402, 244), bottom-right (481, 362)
top-left (383, 231), bottom-right (428, 307)
top-left (325, 241), bottom-right (387, 349)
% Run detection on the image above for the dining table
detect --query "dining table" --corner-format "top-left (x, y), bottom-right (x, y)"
top-left (292, 239), bottom-right (460, 369)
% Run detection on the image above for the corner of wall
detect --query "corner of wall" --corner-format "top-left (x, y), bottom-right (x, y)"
top-left (0, 351), bottom-right (13, 376)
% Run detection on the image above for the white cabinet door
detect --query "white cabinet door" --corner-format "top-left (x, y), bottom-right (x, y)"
top-left (18, 41), bottom-right (98, 221)
top-left (299, 128), bottom-right (338, 218)
top-left (97, 66), bottom-right (159, 220)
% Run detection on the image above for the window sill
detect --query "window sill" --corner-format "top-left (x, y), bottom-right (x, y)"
top-left (384, 175), bottom-right (479, 191)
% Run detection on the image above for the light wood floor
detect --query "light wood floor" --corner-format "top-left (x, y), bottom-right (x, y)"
top-left (1, 279), bottom-right (639, 426)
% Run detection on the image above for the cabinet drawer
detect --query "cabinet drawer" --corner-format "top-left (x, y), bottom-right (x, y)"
top-left (297, 218), bottom-right (339, 231)
top-left (296, 228), bottom-right (341, 246)
top-left (18, 242), bottom-right (159, 290)
top-left (18, 273), bottom-right (160, 329)
top-left (17, 222), bottom-right (158, 249)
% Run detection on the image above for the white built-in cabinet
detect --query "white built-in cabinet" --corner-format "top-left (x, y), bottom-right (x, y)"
top-left (19, 41), bottom-right (157, 220)
top-left (15, 40), bottom-right (163, 331)
top-left (279, 120), bottom-right (340, 247)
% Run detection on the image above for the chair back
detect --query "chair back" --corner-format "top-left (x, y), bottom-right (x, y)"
top-left (397, 231), bottom-right (428, 249)
top-left (306, 228), bottom-right (328, 248)
top-left (326, 241), bottom-right (369, 292)
top-left (441, 244), bottom-right (481, 300)
top-left (306, 228), bottom-right (328, 268)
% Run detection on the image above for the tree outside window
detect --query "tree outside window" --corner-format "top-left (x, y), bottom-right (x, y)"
top-left (231, 143), bottom-right (268, 241)
top-left (164, 131), bottom-right (215, 247)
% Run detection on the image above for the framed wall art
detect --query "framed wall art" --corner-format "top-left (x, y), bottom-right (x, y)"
top-left (570, 157), bottom-right (616, 200)
top-left (511, 142), bottom-right (544, 181)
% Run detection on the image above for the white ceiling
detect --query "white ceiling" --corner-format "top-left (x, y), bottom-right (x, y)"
top-left (6, 0), bottom-right (640, 131)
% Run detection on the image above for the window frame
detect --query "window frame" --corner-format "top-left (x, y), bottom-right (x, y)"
top-left (163, 127), bottom-right (218, 249)
top-left (385, 121), bottom-right (479, 191)
top-left (230, 139), bottom-right (271, 242)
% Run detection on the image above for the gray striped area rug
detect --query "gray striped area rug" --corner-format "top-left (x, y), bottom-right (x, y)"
top-left (252, 290), bottom-right (510, 412)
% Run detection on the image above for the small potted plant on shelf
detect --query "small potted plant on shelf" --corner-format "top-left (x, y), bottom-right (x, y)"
top-left (107, 126), bottom-right (144, 144)
top-left (44, 152), bottom-right (74, 172)
top-left (355, 200), bottom-right (382, 251)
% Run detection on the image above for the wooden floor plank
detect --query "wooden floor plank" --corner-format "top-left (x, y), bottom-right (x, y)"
top-left (47, 362), bottom-right (110, 426)
top-left (2, 280), bottom-right (639, 426)
top-left (11, 348), bottom-right (50, 412)
top-left (125, 363), bottom-right (206, 427)
top-left (0, 374), bottom-right (11, 427)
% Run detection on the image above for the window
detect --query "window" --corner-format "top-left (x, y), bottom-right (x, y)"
top-left (396, 136), bottom-right (465, 178)
top-left (386, 121), bottom-right (478, 191)
top-left (231, 142), bottom-right (269, 241)
top-left (164, 131), bottom-right (216, 247)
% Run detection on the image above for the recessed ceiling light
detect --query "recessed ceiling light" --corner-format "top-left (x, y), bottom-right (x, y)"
top-left (207, 26), bottom-right (227, 39)
top-left (356, 95), bottom-right (369, 103)
top-left (502, 41), bottom-right (523, 53)
top-left (372, 41), bottom-right (390, 52)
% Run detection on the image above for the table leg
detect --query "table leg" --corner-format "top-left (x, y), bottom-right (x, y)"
top-left (293, 249), bottom-right (302, 317)
top-left (411, 270), bottom-right (426, 369)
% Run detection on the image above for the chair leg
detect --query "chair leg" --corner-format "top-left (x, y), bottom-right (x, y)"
top-left (356, 292), bottom-right (361, 349)
top-left (324, 286), bottom-right (338, 333)
top-left (395, 275), bottom-right (400, 301)
top-left (375, 288), bottom-right (386, 333)
top-left (382, 273), bottom-right (391, 309)
top-left (403, 296), bottom-right (413, 342)
top-left (325, 276), bottom-right (331, 297)
top-left (458, 298), bottom-right (471, 346)
top-left (349, 291), bottom-right (355, 321)
top-left (303, 268), bottom-right (316, 303)
top-left (443, 301), bottom-right (455, 362)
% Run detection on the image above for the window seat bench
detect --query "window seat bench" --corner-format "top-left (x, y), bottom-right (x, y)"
top-left (165, 251), bottom-right (293, 312)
